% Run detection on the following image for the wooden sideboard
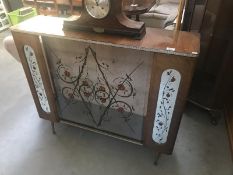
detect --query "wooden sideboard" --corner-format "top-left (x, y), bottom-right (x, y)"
top-left (11, 15), bottom-right (199, 164)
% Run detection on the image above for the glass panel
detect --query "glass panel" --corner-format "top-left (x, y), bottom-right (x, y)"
top-left (43, 37), bottom-right (153, 141)
top-left (152, 69), bottom-right (181, 144)
top-left (24, 45), bottom-right (51, 113)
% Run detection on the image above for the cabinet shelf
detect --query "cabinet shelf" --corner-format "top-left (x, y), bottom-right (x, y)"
top-left (0, 0), bottom-right (10, 31)
top-left (0, 22), bottom-right (10, 31)
top-left (23, 0), bottom-right (82, 16)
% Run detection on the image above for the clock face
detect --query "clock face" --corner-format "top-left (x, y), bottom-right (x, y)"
top-left (84, 0), bottom-right (111, 19)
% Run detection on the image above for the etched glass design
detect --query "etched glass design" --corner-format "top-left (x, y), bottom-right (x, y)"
top-left (152, 69), bottom-right (181, 144)
top-left (24, 45), bottom-right (51, 113)
top-left (43, 37), bottom-right (153, 141)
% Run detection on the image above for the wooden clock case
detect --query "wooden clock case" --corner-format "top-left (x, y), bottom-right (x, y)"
top-left (63, 0), bottom-right (146, 38)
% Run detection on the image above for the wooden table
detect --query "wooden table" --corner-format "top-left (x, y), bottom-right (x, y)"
top-left (11, 15), bottom-right (199, 164)
top-left (123, 0), bottom-right (157, 21)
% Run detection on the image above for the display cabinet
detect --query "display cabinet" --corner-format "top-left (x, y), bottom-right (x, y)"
top-left (23, 0), bottom-right (82, 16)
top-left (0, 0), bottom-right (10, 31)
top-left (182, 0), bottom-right (233, 125)
top-left (11, 15), bottom-right (199, 164)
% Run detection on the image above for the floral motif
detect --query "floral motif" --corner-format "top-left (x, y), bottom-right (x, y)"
top-left (24, 45), bottom-right (51, 113)
top-left (54, 46), bottom-right (142, 131)
top-left (152, 69), bottom-right (181, 144)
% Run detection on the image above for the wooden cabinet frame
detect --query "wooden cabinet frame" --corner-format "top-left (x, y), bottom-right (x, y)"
top-left (11, 16), bottom-right (199, 164)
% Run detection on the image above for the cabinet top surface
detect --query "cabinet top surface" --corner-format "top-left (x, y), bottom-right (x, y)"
top-left (11, 16), bottom-right (200, 57)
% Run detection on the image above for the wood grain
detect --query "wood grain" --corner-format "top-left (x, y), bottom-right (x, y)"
top-left (11, 32), bottom-right (59, 122)
top-left (63, 0), bottom-right (146, 38)
top-left (11, 15), bottom-right (200, 58)
top-left (144, 53), bottom-right (196, 154)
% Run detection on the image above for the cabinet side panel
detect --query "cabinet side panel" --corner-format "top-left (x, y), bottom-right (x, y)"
top-left (144, 53), bottom-right (196, 154)
top-left (11, 31), bottom-right (58, 122)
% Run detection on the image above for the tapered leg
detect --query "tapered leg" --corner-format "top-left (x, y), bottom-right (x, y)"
top-left (153, 151), bottom-right (161, 165)
top-left (51, 122), bottom-right (56, 135)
